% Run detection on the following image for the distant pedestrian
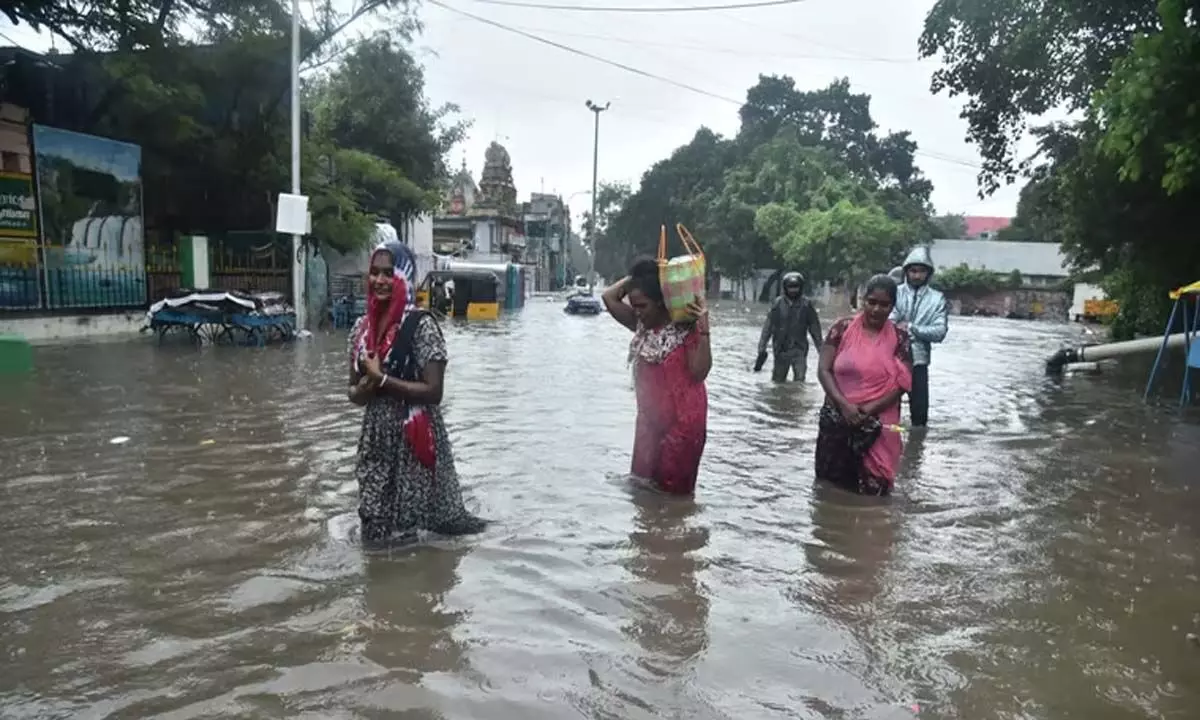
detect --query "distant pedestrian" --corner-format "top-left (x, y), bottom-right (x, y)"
top-left (755, 271), bottom-right (823, 381)
top-left (602, 256), bottom-right (710, 496)
top-left (889, 246), bottom-right (949, 427)
top-left (815, 274), bottom-right (913, 496)
top-left (347, 239), bottom-right (486, 546)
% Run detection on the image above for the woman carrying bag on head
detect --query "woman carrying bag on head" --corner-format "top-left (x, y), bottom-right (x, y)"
top-left (601, 226), bottom-right (711, 496)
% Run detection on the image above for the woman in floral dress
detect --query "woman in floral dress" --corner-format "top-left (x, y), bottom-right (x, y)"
top-left (602, 257), bottom-right (711, 495)
top-left (347, 240), bottom-right (486, 546)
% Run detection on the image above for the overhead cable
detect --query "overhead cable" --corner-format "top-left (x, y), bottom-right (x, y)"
top-left (429, 0), bottom-right (984, 170)
top-left (427, 0), bottom-right (741, 105)
top-left (461, 0), bottom-right (807, 13)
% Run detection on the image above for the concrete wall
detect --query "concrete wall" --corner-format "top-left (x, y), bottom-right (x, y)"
top-left (948, 288), bottom-right (1070, 320)
top-left (399, 214), bottom-right (434, 256)
top-left (473, 221), bottom-right (493, 255)
top-left (0, 311), bottom-right (145, 344)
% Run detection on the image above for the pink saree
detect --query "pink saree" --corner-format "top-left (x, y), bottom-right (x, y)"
top-left (825, 315), bottom-right (913, 485)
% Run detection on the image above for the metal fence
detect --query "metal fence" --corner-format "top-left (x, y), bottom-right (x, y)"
top-left (0, 263), bottom-right (151, 311)
top-left (45, 265), bottom-right (148, 309)
top-left (1, 232), bottom-right (293, 314)
top-left (146, 239), bottom-right (181, 302)
top-left (210, 231), bottom-right (291, 297)
top-left (0, 263), bottom-right (41, 310)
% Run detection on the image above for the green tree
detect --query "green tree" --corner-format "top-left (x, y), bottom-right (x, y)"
top-left (994, 170), bottom-right (1064, 243)
top-left (600, 75), bottom-right (934, 284)
top-left (755, 198), bottom-right (906, 287)
top-left (918, 0), bottom-right (1161, 194)
top-left (1094, 0), bottom-right (1200, 196)
top-left (931, 213), bottom-right (967, 238)
top-left (13, 3), bottom-right (458, 254)
top-left (599, 127), bottom-right (732, 277)
top-left (581, 181), bottom-right (632, 242)
top-left (1, 0), bottom-right (413, 57)
top-left (920, 0), bottom-right (1200, 338)
top-left (309, 33), bottom-right (467, 196)
top-left (302, 31), bottom-right (467, 249)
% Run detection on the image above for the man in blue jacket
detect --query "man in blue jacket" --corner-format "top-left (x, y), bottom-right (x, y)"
top-left (890, 245), bottom-right (949, 427)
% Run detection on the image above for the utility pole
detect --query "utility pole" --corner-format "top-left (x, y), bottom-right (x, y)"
top-left (289, 0), bottom-right (307, 330)
top-left (585, 99), bottom-right (609, 294)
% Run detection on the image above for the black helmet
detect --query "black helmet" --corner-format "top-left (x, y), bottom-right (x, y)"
top-left (781, 271), bottom-right (805, 290)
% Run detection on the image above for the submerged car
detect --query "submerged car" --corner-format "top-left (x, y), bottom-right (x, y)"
top-left (564, 293), bottom-right (603, 315)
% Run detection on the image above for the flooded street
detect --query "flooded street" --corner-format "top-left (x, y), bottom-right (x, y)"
top-left (3, 301), bottom-right (1200, 719)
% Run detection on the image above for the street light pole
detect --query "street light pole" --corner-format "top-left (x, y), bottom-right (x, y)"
top-left (289, 0), bottom-right (307, 330)
top-left (585, 99), bottom-right (609, 294)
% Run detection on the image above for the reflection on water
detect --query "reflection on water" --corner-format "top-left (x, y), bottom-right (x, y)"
top-left (623, 490), bottom-right (709, 674)
top-left (804, 482), bottom-right (898, 621)
top-left (1, 304), bottom-right (1199, 719)
top-left (358, 547), bottom-right (469, 719)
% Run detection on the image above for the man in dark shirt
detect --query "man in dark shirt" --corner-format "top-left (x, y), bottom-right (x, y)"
top-left (755, 271), bottom-right (823, 382)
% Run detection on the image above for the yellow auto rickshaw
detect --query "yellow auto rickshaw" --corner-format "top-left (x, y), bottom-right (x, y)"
top-left (416, 269), bottom-right (501, 320)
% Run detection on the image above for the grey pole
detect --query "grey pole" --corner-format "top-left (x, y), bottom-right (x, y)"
top-left (290, 0), bottom-right (307, 330)
top-left (585, 100), bottom-right (609, 294)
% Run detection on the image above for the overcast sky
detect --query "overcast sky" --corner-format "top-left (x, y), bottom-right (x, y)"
top-left (2, 0), bottom-right (1030, 228)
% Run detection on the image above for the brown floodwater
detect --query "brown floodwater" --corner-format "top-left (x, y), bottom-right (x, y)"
top-left (2, 302), bottom-right (1199, 720)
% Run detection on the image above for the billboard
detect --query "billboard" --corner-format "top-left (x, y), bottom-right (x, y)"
top-left (0, 172), bottom-right (37, 238)
top-left (32, 125), bottom-right (146, 309)
top-left (0, 171), bottom-right (40, 308)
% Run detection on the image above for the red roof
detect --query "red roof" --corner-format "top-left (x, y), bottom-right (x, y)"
top-left (964, 216), bottom-right (1012, 237)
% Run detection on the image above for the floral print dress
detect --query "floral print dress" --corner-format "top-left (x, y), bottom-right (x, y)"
top-left (349, 314), bottom-right (486, 545)
top-left (629, 321), bottom-right (709, 495)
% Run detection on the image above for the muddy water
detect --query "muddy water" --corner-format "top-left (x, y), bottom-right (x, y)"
top-left (2, 302), bottom-right (1199, 719)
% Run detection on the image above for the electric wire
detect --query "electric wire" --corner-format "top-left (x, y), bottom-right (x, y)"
top-left (461, 0), bottom-right (808, 13)
top-left (428, 0), bottom-right (985, 169)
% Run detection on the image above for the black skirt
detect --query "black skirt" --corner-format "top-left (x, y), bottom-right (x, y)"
top-left (814, 402), bottom-right (890, 496)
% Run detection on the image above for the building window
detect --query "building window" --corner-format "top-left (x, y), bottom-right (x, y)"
top-left (1, 151), bottom-right (21, 172)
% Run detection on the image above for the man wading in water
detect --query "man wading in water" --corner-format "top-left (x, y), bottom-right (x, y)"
top-left (755, 271), bottom-right (824, 382)
top-left (889, 245), bottom-right (949, 428)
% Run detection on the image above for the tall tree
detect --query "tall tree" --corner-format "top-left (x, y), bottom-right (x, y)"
top-left (918, 0), bottom-right (1161, 194)
top-left (931, 214), bottom-right (967, 239)
top-left (581, 181), bottom-right (631, 243)
top-left (599, 75), bottom-right (934, 284)
top-left (755, 198), bottom-right (906, 285)
top-left (921, 0), bottom-right (1200, 337)
top-left (310, 33), bottom-right (466, 195)
top-left (600, 127), bottom-right (731, 277)
top-left (5, 2), bottom-right (457, 252)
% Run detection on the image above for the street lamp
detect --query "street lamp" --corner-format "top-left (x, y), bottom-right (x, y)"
top-left (585, 99), bottom-right (609, 294)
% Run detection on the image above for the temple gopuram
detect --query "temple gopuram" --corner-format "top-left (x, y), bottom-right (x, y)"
top-left (432, 142), bottom-right (525, 263)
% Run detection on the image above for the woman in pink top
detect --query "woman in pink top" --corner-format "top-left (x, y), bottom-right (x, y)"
top-left (815, 274), bottom-right (913, 496)
top-left (602, 257), bottom-right (711, 495)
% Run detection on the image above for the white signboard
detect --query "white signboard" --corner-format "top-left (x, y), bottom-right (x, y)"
top-left (275, 193), bottom-right (310, 235)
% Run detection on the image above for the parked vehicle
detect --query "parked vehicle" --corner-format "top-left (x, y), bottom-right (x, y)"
top-left (416, 269), bottom-right (502, 320)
